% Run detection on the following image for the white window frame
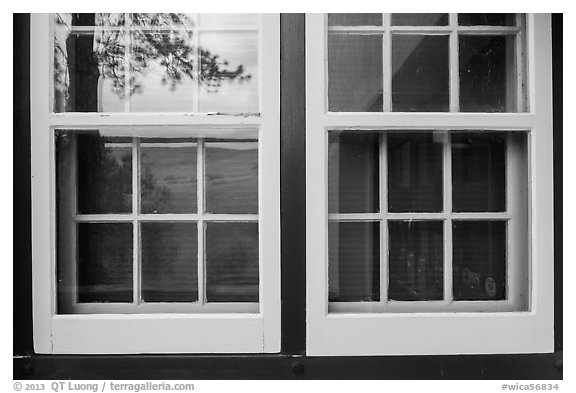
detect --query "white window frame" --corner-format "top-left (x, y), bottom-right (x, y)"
top-left (306, 13), bottom-right (554, 356)
top-left (31, 13), bottom-right (281, 354)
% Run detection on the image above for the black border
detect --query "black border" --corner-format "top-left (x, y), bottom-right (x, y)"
top-left (13, 13), bottom-right (563, 379)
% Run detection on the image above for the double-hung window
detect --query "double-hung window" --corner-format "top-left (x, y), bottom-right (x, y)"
top-left (31, 13), bottom-right (280, 353)
top-left (306, 13), bottom-right (554, 355)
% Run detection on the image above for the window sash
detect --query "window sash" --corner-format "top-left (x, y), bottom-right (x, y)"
top-left (31, 13), bottom-right (281, 354)
top-left (305, 13), bottom-right (554, 356)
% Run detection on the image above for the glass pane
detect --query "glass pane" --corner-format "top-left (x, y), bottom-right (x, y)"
top-left (199, 14), bottom-right (258, 28)
top-left (56, 13), bottom-right (125, 28)
top-left (328, 221), bottom-right (380, 302)
top-left (129, 13), bottom-right (195, 29)
top-left (129, 30), bottom-right (197, 112)
top-left (140, 140), bottom-right (197, 214)
top-left (206, 223), bottom-right (259, 302)
top-left (458, 14), bottom-right (516, 26)
top-left (388, 132), bottom-right (443, 212)
top-left (328, 14), bottom-right (382, 26)
top-left (53, 28), bottom-right (127, 112)
top-left (141, 222), bottom-right (198, 302)
top-left (453, 221), bottom-right (507, 301)
top-left (76, 133), bottom-right (132, 214)
top-left (452, 132), bottom-right (506, 212)
top-left (392, 35), bottom-right (449, 112)
top-left (328, 132), bottom-right (379, 213)
top-left (77, 223), bottom-right (133, 303)
top-left (328, 34), bottom-right (383, 112)
top-left (388, 221), bottom-right (444, 301)
top-left (205, 140), bottom-right (258, 214)
top-left (391, 14), bottom-right (448, 26)
top-left (459, 35), bottom-right (517, 112)
top-left (198, 32), bottom-right (259, 113)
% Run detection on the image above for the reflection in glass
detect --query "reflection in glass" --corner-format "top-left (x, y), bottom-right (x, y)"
top-left (206, 223), bottom-right (259, 302)
top-left (198, 32), bottom-right (258, 113)
top-left (388, 132), bottom-right (443, 212)
top-left (392, 35), bottom-right (449, 112)
top-left (453, 221), bottom-right (506, 301)
top-left (141, 140), bottom-right (197, 214)
top-left (76, 133), bottom-right (132, 214)
top-left (141, 222), bottom-right (198, 302)
top-left (77, 223), bottom-right (133, 302)
top-left (388, 221), bottom-right (443, 301)
top-left (199, 14), bottom-right (258, 28)
top-left (53, 28), bottom-right (126, 112)
top-left (54, 13), bottom-right (256, 113)
top-left (129, 31), bottom-right (197, 112)
top-left (328, 14), bottom-right (382, 26)
top-left (459, 35), bottom-right (517, 112)
top-left (458, 14), bottom-right (516, 26)
top-left (328, 132), bottom-right (379, 213)
top-left (205, 141), bottom-right (258, 214)
top-left (391, 14), bottom-right (448, 26)
top-left (328, 221), bottom-right (380, 302)
top-left (452, 132), bottom-right (506, 212)
top-left (328, 34), bottom-right (383, 112)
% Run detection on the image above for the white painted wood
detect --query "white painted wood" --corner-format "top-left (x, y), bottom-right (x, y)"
top-left (259, 13), bottom-right (281, 352)
top-left (31, 13), bottom-right (54, 354)
top-left (197, 138), bottom-right (205, 304)
top-left (449, 14), bottom-right (459, 112)
top-left (31, 13), bottom-right (281, 354)
top-left (306, 13), bottom-right (554, 356)
top-left (51, 314), bottom-right (264, 354)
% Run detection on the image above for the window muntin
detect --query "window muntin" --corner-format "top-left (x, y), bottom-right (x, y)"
top-left (56, 128), bottom-right (260, 314)
top-left (53, 13), bottom-right (259, 113)
top-left (326, 13), bottom-right (526, 113)
top-left (327, 130), bottom-right (529, 313)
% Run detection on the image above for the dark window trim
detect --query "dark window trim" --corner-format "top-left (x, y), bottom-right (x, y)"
top-left (13, 13), bottom-right (562, 379)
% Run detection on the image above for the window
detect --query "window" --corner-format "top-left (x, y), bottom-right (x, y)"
top-left (306, 14), bottom-right (554, 355)
top-left (31, 13), bottom-right (280, 353)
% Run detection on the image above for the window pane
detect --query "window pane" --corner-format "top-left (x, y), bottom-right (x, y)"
top-left (453, 221), bottom-right (506, 301)
top-left (77, 223), bottom-right (133, 303)
top-left (388, 221), bottom-right (443, 301)
top-left (459, 35), bottom-right (517, 112)
top-left (199, 14), bottom-right (258, 28)
top-left (56, 13), bottom-right (125, 27)
top-left (198, 32), bottom-right (259, 113)
top-left (392, 35), bottom-right (449, 112)
top-left (53, 28), bottom-right (127, 112)
top-left (328, 13), bottom-right (382, 26)
top-left (388, 132), bottom-right (443, 212)
top-left (458, 13), bottom-right (516, 26)
top-left (140, 140), bottom-right (197, 214)
top-left (328, 221), bottom-right (380, 302)
top-left (328, 132), bottom-right (379, 213)
top-left (76, 133), bottom-right (133, 214)
top-left (205, 140), bottom-right (258, 214)
top-left (129, 31), bottom-right (197, 112)
top-left (141, 222), bottom-right (198, 302)
top-left (391, 14), bottom-right (448, 26)
top-left (206, 223), bottom-right (259, 302)
top-left (328, 34), bottom-right (383, 112)
top-left (452, 132), bottom-right (506, 212)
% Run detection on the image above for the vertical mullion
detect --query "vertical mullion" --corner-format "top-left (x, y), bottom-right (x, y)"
top-left (132, 137), bottom-right (140, 305)
top-left (124, 13), bottom-right (132, 112)
top-left (380, 133), bottom-right (388, 304)
top-left (197, 138), bottom-right (205, 304)
top-left (443, 132), bottom-right (453, 302)
top-left (193, 14), bottom-right (200, 113)
top-left (383, 14), bottom-right (392, 112)
top-left (449, 13), bottom-right (459, 112)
